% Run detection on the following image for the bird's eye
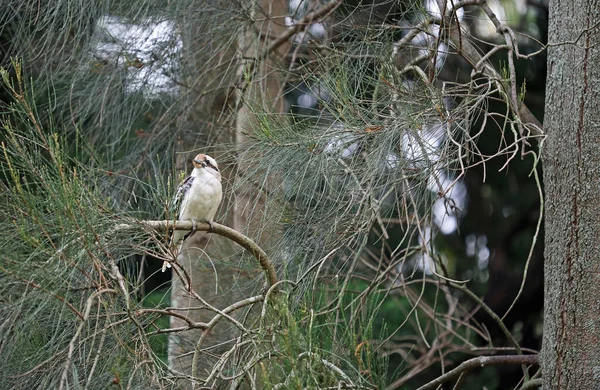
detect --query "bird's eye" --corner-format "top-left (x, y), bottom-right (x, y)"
top-left (207, 161), bottom-right (218, 171)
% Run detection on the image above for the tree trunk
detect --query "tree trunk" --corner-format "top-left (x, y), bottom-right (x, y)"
top-left (168, 0), bottom-right (288, 385)
top-left (233, 0), bottom-right (288, 243)
top-left (542, 1), bottom-right (600, 388)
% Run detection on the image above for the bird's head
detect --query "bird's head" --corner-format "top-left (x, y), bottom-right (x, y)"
top-left (192, 154), bottom-right (219, 172)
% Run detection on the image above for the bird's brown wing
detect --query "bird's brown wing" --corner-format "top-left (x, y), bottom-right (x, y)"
top-left (173, 175), bottom-right (194, 217)
top-left (166, 175), bottom-right (195, 267)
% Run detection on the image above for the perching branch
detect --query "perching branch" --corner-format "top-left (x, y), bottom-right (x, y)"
top-left (116, 220), bottom-right (278, 287)
top-left (415, 354), bottom-right (539, 390)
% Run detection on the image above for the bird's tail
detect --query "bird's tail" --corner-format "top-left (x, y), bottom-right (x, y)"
top-left (162, 231), bottom-right (185, 272)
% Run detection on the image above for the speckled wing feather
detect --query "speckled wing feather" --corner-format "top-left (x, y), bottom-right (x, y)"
top-left (173, 175), bottom-right (194, 217)
top-left (167, 175), bottom-right (195, 264)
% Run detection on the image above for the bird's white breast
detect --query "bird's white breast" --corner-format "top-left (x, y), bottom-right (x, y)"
top-left (179, 168), bottom-right (222, 222)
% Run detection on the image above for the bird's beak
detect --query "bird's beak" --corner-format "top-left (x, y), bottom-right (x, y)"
top-left (193, 158), bottom-right (204, 166)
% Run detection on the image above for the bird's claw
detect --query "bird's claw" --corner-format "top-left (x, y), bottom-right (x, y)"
top-left (182, 219), bottom-right (214, 240)
top-left (184, 219), bottom-right (199, 240)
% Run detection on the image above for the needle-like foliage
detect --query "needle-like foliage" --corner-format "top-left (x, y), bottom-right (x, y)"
top-left (0, 0), bottom-right (545, 388)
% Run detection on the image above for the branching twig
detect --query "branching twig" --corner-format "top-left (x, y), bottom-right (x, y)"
top-left (191, 295), bottom-right (264, 379)
top-left (0, 264), bottom-right (85, 321)
top-left (263, 0), bottom-right (342, 61)
top-left (58, 289), bottom-right (118, 390)
top-left (448, 2), bottom-right (543, 136)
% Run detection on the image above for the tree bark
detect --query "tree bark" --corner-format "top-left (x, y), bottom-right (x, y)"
top-left (233, 0), bottom-right (289, 243)
top-left (542, 1), bottom-right (600, 388)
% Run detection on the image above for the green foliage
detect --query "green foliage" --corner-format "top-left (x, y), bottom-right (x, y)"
top-left (238, 53), bottom-right (456, 278)
top-left (0, 63), bottom-right (169, 389)
top-left (0, 0), bottom-right (548, 388)
top-left (253, 290), bottom-right (389, 389)
top-left (142, 288), bottom-right (171, 362)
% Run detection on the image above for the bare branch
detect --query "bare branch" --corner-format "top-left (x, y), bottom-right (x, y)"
top-left (448, 2), bottom-right (543, 135)
top-left (263, 0), bottom-right (342, 61)
top-left (413, 354), bottom-right (538, 390)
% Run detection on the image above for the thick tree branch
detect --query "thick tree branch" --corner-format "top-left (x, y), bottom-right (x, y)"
top-left (415, 354), bottom-right (539, 390)
top-left (117, 220), bottom-right (278, 287)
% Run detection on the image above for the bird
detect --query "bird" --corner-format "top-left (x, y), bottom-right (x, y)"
top-left (162, 153), bottom-right (223, 272)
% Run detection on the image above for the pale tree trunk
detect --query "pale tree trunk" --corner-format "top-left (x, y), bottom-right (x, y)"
top-left (167, 7), bottom-right (238, 378)
top-left (542, 1), bottom-right (600, 388)
top-left (168, 0), bottom-right (289, 385)
top-left (234, 0), bottom-right (289, 242)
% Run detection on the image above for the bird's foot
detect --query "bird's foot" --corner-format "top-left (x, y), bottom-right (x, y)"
top-left (207, 220), bottom-right (215, 233)
top-left (184, 219), bottom-right (199, 240)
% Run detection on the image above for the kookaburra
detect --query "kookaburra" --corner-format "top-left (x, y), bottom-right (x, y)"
top-left (162, 153), bottom-right (223, 272)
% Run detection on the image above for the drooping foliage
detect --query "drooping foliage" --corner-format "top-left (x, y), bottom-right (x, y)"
top-left (0, 0), bottom-right (547, 388)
